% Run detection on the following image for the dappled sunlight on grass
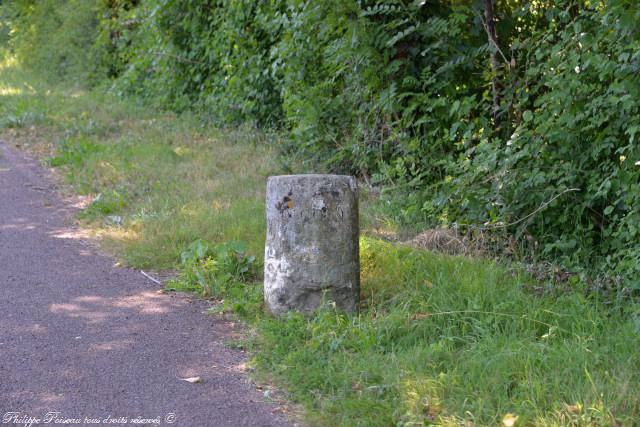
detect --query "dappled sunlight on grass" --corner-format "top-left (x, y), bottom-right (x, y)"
top-left (398, 377), bottom-right (443, 425)
top-left (254, 238), bottom-right (640, 425)
top-left (0, 85), bottom-right (24, 96)
top-left (0, 54), bottom-right (19, 70)
top-left (0, 76), bottom-right (280, 268)
top-left (0, 53), bottom-right (41, 100)
top-left (4, 48), bottom-right (639, 426)
top-left (46, 124), bottom-right (283, 269)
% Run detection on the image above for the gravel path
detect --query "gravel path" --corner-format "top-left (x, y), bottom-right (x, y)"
top-left (0, 141), bottom-right (291, 427)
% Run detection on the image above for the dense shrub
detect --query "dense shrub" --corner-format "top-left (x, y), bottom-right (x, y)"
top-left (111, 0), bottom-right (285, 125)
top-left (436, 2), bottom-right (640, 280)
top-left (2, 0), bottom-right (639, 283)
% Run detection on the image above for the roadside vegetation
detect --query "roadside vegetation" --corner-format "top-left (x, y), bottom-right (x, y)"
top-left (0, 51), bottom-right (282, 268)
top-left (2, 51), bottom-right (639, 427)
top-left (1, 1), bottom-right (640, 425)
top-left (4, 0), bottom-right (640, 282)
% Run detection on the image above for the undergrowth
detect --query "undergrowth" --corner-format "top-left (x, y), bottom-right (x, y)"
top-left (0, 50), bottom-right (282, 269)
top-left (169, 236), bottom-right (640, 426)
top-left (2, 52), bottom-right (639, 426)
top-left (6, 0), bottom-right (640, 283)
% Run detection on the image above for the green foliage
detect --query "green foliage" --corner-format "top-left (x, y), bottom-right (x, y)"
top-left (429, 2), bottom-right (640, 280)
top-left (110, 0), bottom-right (284, 125)
top-left (3, 0), bottom-right (106, 84)
top-left (3, 49), bottom-right (639, 425)
top-left (49, 137), bottom-right (105, 167)
top-left (84, 190), bottom-right (130, 216)
top-left (0, 6), bottom-right (12, 45)
top-left (179, 239), bottom-right (257, 284)
top-left (165, 236), bottom-right (640, 425)
top-left (253, 238), bottom-right (640, 425)
top-left (169, 239), bottom-right (260, 315)
top-left (3, 0), bottom-right (640, 283)
top-left (1, 110), bottom-right (45, 129)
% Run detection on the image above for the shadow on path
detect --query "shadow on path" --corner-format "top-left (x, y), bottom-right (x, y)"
top-left (0, 142), bottom-right (289, 426)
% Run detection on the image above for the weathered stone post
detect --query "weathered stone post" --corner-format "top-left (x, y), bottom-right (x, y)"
top-left (264, 174), bottom-right (360, 315)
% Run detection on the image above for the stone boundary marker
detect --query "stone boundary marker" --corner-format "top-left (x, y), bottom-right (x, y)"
top-left (264, 174), bottom-right (360, 315)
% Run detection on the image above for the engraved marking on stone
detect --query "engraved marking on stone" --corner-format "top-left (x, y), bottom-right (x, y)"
top-left (276, 195), bottom-right (294, 213)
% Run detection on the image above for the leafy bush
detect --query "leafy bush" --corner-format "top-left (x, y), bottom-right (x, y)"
top-left (275, 1), bottom-right (490, 176)
top-left (426, 2), bottom-right (640, 280)
top-left (170, 239), bottom-right (260, 314)
top-left (4, 0), bottom-right (640, 282)
top-left (110, 0), bottom-right (284, 125)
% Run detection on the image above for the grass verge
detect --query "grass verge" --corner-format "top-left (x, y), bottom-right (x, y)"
top-left (2, 53), bottom-right (639, 426)
top-left (0, 51), bottom-right (281, 269)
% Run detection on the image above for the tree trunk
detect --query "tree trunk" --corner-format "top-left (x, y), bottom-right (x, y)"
top-left (483, 0), bottom-right (501, 127)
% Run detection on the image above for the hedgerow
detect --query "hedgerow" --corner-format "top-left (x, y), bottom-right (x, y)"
top-left (3, 0), bottom-right (639, 285)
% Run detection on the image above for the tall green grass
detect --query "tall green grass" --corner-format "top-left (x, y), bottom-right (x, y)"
top-left (0, 51), bottom-right (281, 269)
top-left (254, 239), bottom-right (639, 425)
top-left (2, 51), bottom-right (639, 426)
top-left (49, 122), bottom-right (281, 268)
